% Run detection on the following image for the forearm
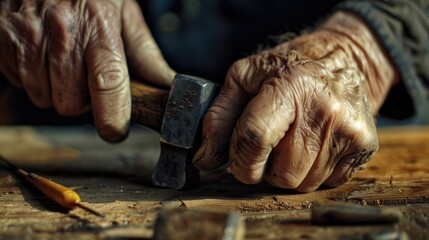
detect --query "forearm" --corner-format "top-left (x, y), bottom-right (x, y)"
top-left (334, 0), bottom-right (429, 124)
top-left (319, 11), bottom-right (399, 114)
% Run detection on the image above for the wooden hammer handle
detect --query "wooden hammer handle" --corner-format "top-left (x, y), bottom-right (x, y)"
top-left (131, 81), bottom-right (169, 132)
top-left (0, 80), bottom-right (169, 131)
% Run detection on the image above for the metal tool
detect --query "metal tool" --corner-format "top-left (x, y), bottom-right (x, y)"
top-left (311, 201), bottom-right (402, 225)
top-left (153, 207), bottom-right (245, 240)
top-left (0, 156), bottom-right (104, 217)
top-left (365, 230), bottom-right (409, 240)
top-left (131, 74), bottom-right (220, 189)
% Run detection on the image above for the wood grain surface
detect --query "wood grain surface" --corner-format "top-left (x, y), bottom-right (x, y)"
top-left (0, 126), bottom-right (428, 239)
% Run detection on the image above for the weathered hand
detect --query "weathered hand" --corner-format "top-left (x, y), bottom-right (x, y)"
top-left (0, 0), bottom-right (174, 142)
top-left (193, 12), bottom-right (398, 192)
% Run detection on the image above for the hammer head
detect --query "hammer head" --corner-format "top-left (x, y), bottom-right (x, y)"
top-left (152, 74), bottom-right (220, 189)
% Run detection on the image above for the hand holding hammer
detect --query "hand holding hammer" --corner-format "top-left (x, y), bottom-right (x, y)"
top-left (130, 75), bottom-right (220, 189)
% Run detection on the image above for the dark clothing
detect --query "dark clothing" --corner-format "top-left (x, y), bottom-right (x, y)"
top-left (337, 1), bottom-right (429, 125)
top-left (142, 0), bottom-right (429, 125)
top-left (142, 1), bottom-right (341, 81)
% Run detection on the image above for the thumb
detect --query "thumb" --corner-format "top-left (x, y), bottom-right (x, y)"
top-left (122, 0), bottom-right (175, 87)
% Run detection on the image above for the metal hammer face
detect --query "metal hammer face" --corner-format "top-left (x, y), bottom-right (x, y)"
top-left (152, 74), bottom-right (220, 189)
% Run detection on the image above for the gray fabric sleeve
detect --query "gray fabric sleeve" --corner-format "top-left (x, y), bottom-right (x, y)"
top-left (337, 0), bottom-right (429, 125)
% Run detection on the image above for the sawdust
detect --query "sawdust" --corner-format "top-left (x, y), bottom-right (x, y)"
top-left (1, 126), bottom-right (429, 239)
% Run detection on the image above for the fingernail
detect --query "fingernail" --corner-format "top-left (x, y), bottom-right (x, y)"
top-left (192, 141), bottom-right (208, 170)
top-left (193, 140), bottom-right (228, 170)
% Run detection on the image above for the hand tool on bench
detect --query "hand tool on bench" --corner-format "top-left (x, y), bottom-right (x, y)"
top-left (0, 155), bottom-right (104, 217)
top-left (153, 207), bottom-right (245, 240)
top-left (130, 74), bottom-right (220, 189)
top-left (311, 201), bottom-right (402, 225)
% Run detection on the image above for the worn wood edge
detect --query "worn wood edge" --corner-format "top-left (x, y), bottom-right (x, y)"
top-left (130, 81), bottom-right (169, 132)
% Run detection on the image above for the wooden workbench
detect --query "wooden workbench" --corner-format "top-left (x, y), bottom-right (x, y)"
top-left (0, 125), bottom-right (428, 239)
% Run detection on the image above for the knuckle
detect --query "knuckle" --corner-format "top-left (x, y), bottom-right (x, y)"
top-left (228, 58), bottom-right (248, 76)
top-left (226, 57), bottom-right (265, 93)
top-left (234, 114), bottom-right (272, 157)
top-left (45, 4), bottom-right (70, 32)
top-left (45, 4), bottom-right (79, 55)
top-left (90, 62), bottom-right (128, 92)
top-left (335, 68), bottom-right (362, 88)
top-left (333, 116), bottom-right (379, 160)
top-left (226, 59), bottom-right (249, 84)
top-left (203, 103), bottom-right (228, 126)
top-left (89, 0), bottom-right (118, 16)
top-left (45, 5), bottom-right (64, 23)
top-left (85, 1), bottom-right (120, 28)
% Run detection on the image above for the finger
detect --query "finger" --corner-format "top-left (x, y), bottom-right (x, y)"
top-left (263, 115), bottom-right (318, 189)
top-left (323, 147), bottom-right (376, 187)
top-left (324, 122), bottom-right (378, 187)
top-left (45, 3), bottom-right (89, 115)
top-left (324, 70), bottom-right (379, 187)
top-left (122, 0), bottom-right (175, 87)
top-left (192, 65), bottom-right (249, 170)
top-left (292, 70), bottom-right (363, 192)
top-left (21, 48), bottom-right (52, 109)
top-left (324, 158), bottom-right (367, 188)
top-left (86, 7), bottom-right (131, 142)
top-left (0, 21), bottom-right (21, 87)
top-left (293, 114), bottom-right (335, 192)
top-left (229, 77), bottom-right (296, 184)
top-left (193, 50), bottom-right (294, 171)
top-left (2, 9), bottom-right (51, 107)
top-left (263, 63), bottom-right (332, 189)
top-left (192, 58), bottom-right (258, 170)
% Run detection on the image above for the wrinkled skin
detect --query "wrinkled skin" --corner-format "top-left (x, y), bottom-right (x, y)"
top-left (0, 0), bottom-right (174, 142)
top-left (0, 2), bottom-right (397, 193)
top-left (193, 12), bottom-right (398, 192)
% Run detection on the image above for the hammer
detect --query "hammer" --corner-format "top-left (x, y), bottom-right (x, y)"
top-left (130, 74), bottom-right (220, 189)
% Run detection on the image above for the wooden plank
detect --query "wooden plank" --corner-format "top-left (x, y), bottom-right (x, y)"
top-left (0, 126), bottom-right (428, 239)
